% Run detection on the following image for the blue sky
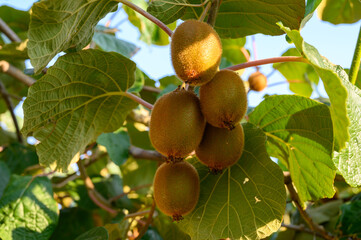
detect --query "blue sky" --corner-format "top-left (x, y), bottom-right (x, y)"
top-left (0, 0), bottom-right (360, 107)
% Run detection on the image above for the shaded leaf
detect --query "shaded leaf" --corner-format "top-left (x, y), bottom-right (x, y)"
top-left (317, 0), bottom-right (361, 25)
top-left (0, 175), bottom-right (58, 240)
top-left (333, 67), bottom-right (361, 186)
top-left (75, 226), bottom-right (109, 240)
top-left (22, 50), bottom-right (138, 172)
top-left (0, 41), bottom-right (28, 60)
top-left (141, 227), bottom-right (163, 240)
top-left (147, 0), bottom-right (188, 25)
top-left (158, 75), bottom-right (182, 89)
top-left (180, 123), bottom-right (286, 240)
top-left (306, 200), bottom-right (342, 224)
top-left (279, 23), bottom-right (349, 151)
top-left (249, 95), bottom-right (335, 203)
top-left (28, 0), bottom-right (118, 73)
top-left (128, 68), bottom-right (148, 93)
top-left (0, 6), bottom-right (29, 43)
top-left (338, 200), bottom-right (361, 238)
top-left (221, 38), bottom-right (248, 65)
top-left (153, 213), bottom-right (191, 240)
top-left (273, 48), bottom-right (319, 97)
top-left (97, 130), bottom-right (131, 166)
top-left (0, 162), bottom-right (10, 198)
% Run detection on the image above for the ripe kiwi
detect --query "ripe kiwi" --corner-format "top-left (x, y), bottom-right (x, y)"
top-left (171, 20), bottom-right (222, 86)
top-left (153, 160), bottom-right (200, 221)
top-left (149, 87), bottom-right (206, 161)
top-left (196, 123), bottom-right (244, 173)
top-left (248, 71), bottom-right (267, 91)
top-left (199, 69), bottom-right (247, 130)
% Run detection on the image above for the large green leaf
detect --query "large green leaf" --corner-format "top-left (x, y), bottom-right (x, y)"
top-left (182, 0), bottom-right (305, 38)
top-left (75, 226), bottom-right (109, 240)
top-left (317, 0), bottom-right (361, 25)
top-left (180, 123), bottom-right (286, 240)
top-left (124, 0), bottom-right (175, 45)
top-left (28, 0), bottom-right (118, 73)
top-left (249, 95), bottom-right (335, 204)
top-left (153, 213), bottom-right (191, 240)
top-left (279, 23), bottom-right (349, 151)
top-left (21, 50), bottom-right (138, 172)
top-left (93, 26), bottom-right (139, 58)
top-left (96, 130), bottom-right (131, 166)
top-left (273, 48), bottom-right (319, 97)
top-left (333, 67), bottom-right (361, 186)
top-left (147, 0), bottom-right (189, 25)
top-left (0, 175), bottom-right (58, 240)
top-left (0, 162), bottom-right (10, 199)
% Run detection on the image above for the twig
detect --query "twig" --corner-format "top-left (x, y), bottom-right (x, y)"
top-left (124, 92), bottom-right (153, 110)
top-left (267, 80), bottom-right (304, 88)
top-left (283, 172), bottom-right (335, 240)
top-left (199, 1), bottom-right (212, 22)
top-left (225, 57), bottom-right (308, 71)
top-left (109, 183), bottom-right (152, 202)
top-left (0, 80), bottom-right (23, 143)
top-left (142, 85), bottom-right (161, 93)
top-left (282, 223), bottom-right (325, 239)
top-left (207, 0), bottom-right (220, 27)
top-left (349, 25), bottom-right (361, 85)
top-left (0, 61), bottom-right (36, 86)
top-left (124, 209), bottom-right (152, 220)
top-left (0, 18), bottom-right (21, 42)
top-left (240, 47), bottom-right (250, 62)
top-left (77, 160), bottom-right (118, 215)
top-left (252, 36), bottom-right (260, 71)
top-left (116, 0), bottom-right (173, 37)
top-left (135, 200), bottom-right (156, 240)
top-left (129, 145), bottom-right (165, 161)
top-left (266, 68), bottom-right (278, 79)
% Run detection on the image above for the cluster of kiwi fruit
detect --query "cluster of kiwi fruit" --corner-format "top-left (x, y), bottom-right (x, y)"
top-left (150, 19), bottom-right (248, 221)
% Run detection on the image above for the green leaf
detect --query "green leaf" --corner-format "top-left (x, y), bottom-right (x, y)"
top-left (338, 200), bottom-right (361, 237)
top-left (153, 213), bottom-right (191, 240)
top-left (0, 41), bottom-right (28, 60)
top-left (279, 23), bottom-right (349, 151)
top-left (0, 143), bottom-right (39, 175)
top-left (28, 0), bottom-right (118, 73)
top-left (273, 48), bottom-right (319, 97)
top-left (221, 38), bottom-right (248, 65)
top-left (306, 200), bottom-right (342, 224)
top-left (180, 123), bottom-right (286, 240)
top-left (124, 0), bottom-right (175, 45)
top-left (0, 175), bottom-right (58, 240)
top-left (301, 0), bottom-right (322, 28)
top-left (249, 95), bottom-right (335, 203)
top-left (21, 50), bottom-right (138, 172)
top-left (158, 75), bottom-right (182, 89)
top-left (0, 127), bottom-right (16, 145)
top-left (141, 227), bottom-right (163, 240)
top-left (93, 26), bottom-right (139, 58)
top-left (317, 0), bottom-right (361, 25)
top-left (333, 67), bottom-right (361, 186)
top-left (75, 226), bottom-right (109, 240)
top-left (97, 130), bottom-right (131, 166)
top-left (0, 6), bottom-right (29, 43)
top-left (128, 68), bottom-right (148, 93)
top-left (183, 0), bottom-right (305, 38)
top-left (50, 208), bottom-right (96, 240)
top-left (147, 0), bottom-right (188, 25)
top-left (0, 162), bottom-right (10, 199)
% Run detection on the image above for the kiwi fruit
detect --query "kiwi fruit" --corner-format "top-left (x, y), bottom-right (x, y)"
top-left (149, 87), bottom-right (206, 161)
top-left (196, 123), bottom-right (244, 173)
top-left (153, 160), bottom-right (200, 221)
top-left (171, 20), bottom-right (222, 86)
top-left (199, 69), bottom-right (247, 130)
top-left (248, 71), bottom-right (267, 91)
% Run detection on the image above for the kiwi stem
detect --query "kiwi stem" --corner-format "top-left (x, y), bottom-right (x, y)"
top-left (207, 0), bottom-right (220, 27)
top-left (349, 25), bottom-right (361, 85)
top-left (199, 1), bottom-right (212, 22)
top-left (225, 56), bottom-right (308, 71)
top-left (135, 200), bottom-right (156, 240)
top-left (124, 92), bottom-right (154, 110)
top-left (116, 0), bottom-right (173, 37)
top-left (251, 36), bottom-right (260, 71)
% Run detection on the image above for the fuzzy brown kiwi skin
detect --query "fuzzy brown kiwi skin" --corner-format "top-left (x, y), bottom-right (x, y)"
top-left (171, 20), bottom-right (222, 86)
top-left (149, 88), bottom-right (206, 160)
top-left (199, 70), bottom-right (247, 130)
top-left (196, 123), bottom-right (245, 173)
top-left (153, 160), bottom-right (200, 221)
top-left (248, 71), bottom-right (267, 91)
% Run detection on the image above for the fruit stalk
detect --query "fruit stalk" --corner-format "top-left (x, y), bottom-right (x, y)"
top-left (349, 25), bottom-right (361, 85)
top-left (117, 0), bottom-right (173, 37)
top-left (124, 92), bottom-right (154, 110)
top-left (225, 56), bottom-right (308, 71)
top-left (206, 0), bottom-right (220, 27)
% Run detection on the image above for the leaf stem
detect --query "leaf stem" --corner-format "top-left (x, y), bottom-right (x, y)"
top-left (207, 0), bottom-right (220, 26)
top-left (116, 0), bottom-right (173, 37)
top-left (225, 56), bottom-right (308, 71)
top-left (252, 36), bottom-right (260, 71)
top-left (199, 1), bottom-right (212, 22)
top-left (124, 209), bottom-right (152, 220)
top-left (0, 18), bottom-right (21, 42)
top-left (283, 172), bottom-right (335, 240)
top-left (109, 183), bottom-right (153, 202)
top-left (0, 80), bottom-right (23, 143)
top-left (129, 145), bottom-right (165, 161)
top-left (124, 92), bottom-right (154, 110)
top-left (0, 61), bottom-right (36, 86)
top-left (349, 25), bottom-right (361, 85)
